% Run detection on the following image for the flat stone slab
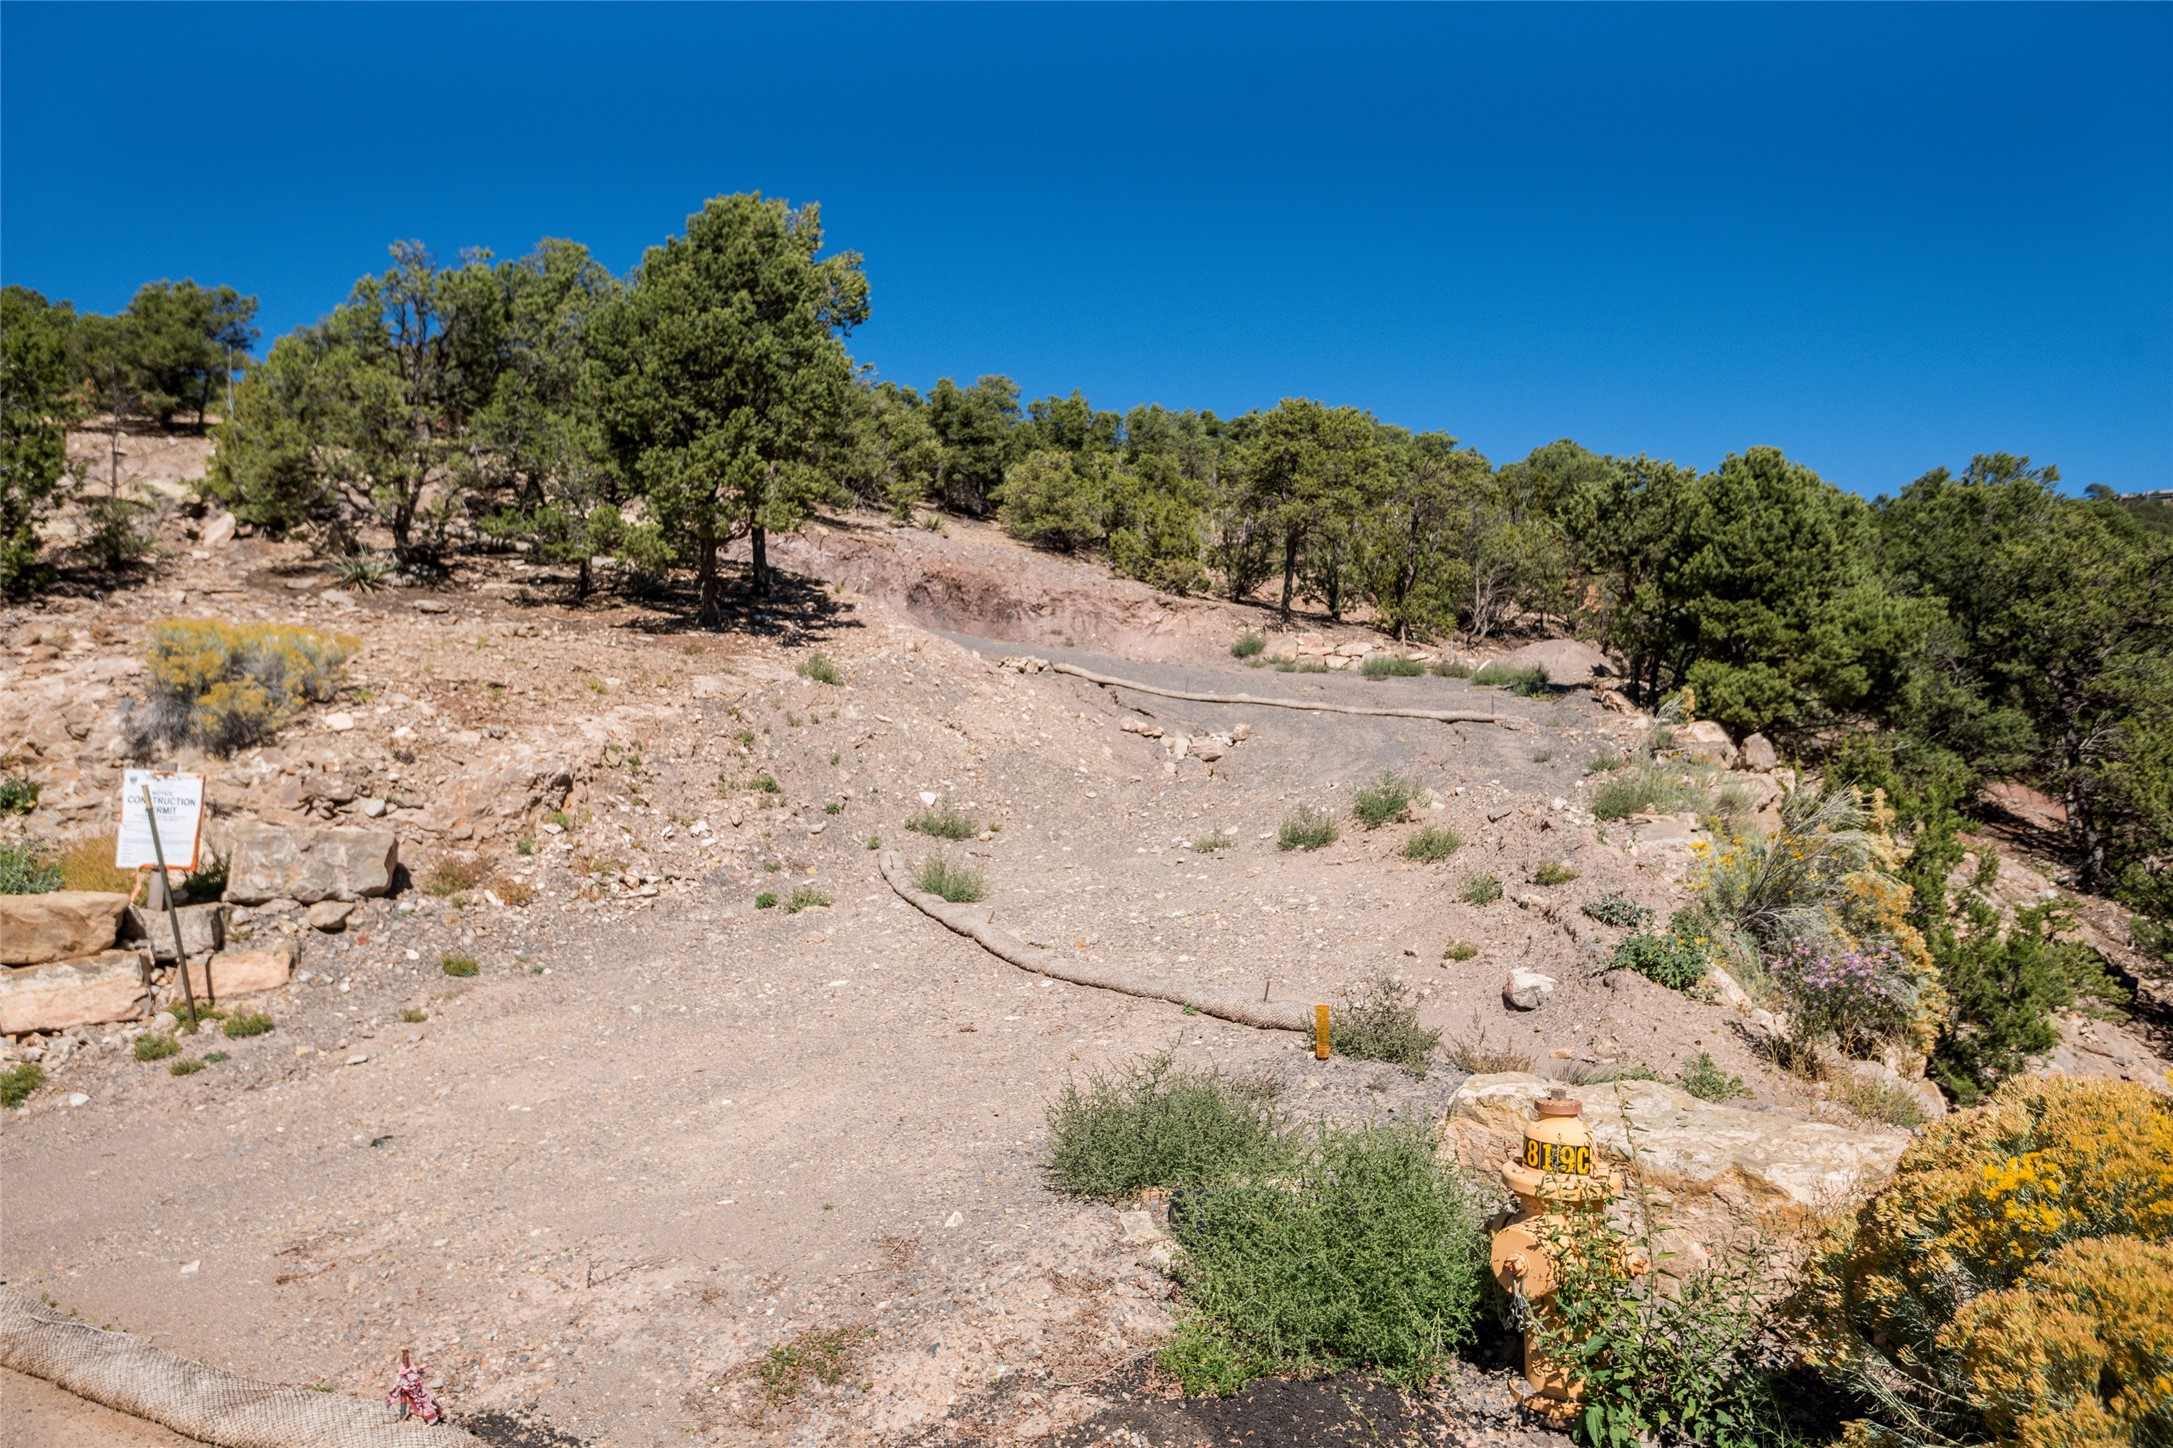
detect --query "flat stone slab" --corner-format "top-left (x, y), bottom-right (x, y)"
top-left (125, 902), bottom-right (227, 961)
top-left (0, 951), bottom-right (150, 1035)
top-left (226, 824), bottom-right (397, 905)
top-left (1438, 1072), bottom-right (1909, 1210)
top-left (1, 891), bottom-right (129, 966)
top-left (182, 945), bottom-right (295, 1001)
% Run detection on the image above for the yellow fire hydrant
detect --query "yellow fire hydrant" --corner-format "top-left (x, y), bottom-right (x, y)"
top-left (1488, 1088), bottom-right (1618, 1422)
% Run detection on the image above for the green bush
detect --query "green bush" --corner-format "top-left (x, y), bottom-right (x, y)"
top-left (1429, 659), bottom-right (1473, 678)
top-left (1679, 1050), bottom-right (1749, 1102)
top-left (1360, 653), bottom-right (1424, 679)
top-left (439, 954), bottom-right (479, 978)
top-left (914, 854), bottom-right (985, 903)
top-left (221, 1010), bottom-right (274, 1038)
top-left (1582, 892), bottom-right (1653, 929)
top-left (1278, 805), bottom-right (1339, 851)
top-left (1044, 1055), bottom-right (1289, 1201)
top-left (1352, 772), bottom-right (1420, 829)
top-left (1330, 977), bottom-right (1441, 1076)
top-left (1400, 825), bottom-right (1462, 863)
top-left (1, 1063), bottom-right (47, 1108)
top-left (1472, 662), bottom-right (1550, 696)
top-left (1163, 1124), bottom-right (1489, 1394)
top-left (1192, 829), bottom-right (1234, 851)
top-left (1458, 872), bottom-right (1502, 905)
top-left (169, 1057), bottom-right (206, 1077)
top-left (1530, 860), bottom-right (1579, 886)
top-left (1612, 929), bottom-right (1710, 991)
top-left (795, 651), bottom-right (843, 685)
top-left (0, 772), bottom-right (39, 815)
top-left (330, 551), bottom-right (393, 591)
top-left (0, 840), bottom-right (62, 894)
top-left (1230, 631), bottom-right (1266, 659)
top-left (133, 1033), bottom-right (179, 1062)
top-left (1528, 1192), bottom-right (1790, 1447)
top-left (784, 886), bottom-right (830, 913)
top-left (1591, 764), bottom-right (1706, 821)
top-left (754, 891), bottom-right (777, 909)
top-left (1930, 897), bottom-right (2126, 1105)
top-left (905, 804), bottom-right (977, 840)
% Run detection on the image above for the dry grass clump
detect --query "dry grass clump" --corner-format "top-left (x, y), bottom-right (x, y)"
top-left (1458, 872), bottom-right (1503, 905)
top-left (914, 854), bottom-right (985, 903)
top-left (905, 804), bottom-right (977, 840)
top-left (1278, 804), bottom-right (1339, 852)
top-left (440, 953), bottom-right (479, 978)
top-left (1400, 824), bottom-right (1461, 863)
top-left (1330, 976), bottom-right (1441, 1076)
top-left (1360, 653), bottom-right (1424, 679)
top-left (1351, 772), bottom-right (1421, 828)
top-left (128, 618), bottom-right (356, 755)
top-left (491, 875), bottom-right (538, 908)
top-left (795, 651), bottom-right (843, 685)
top-left (424, 855), bottom-right (491, 898)
top-left (220, 1010), bottom-right (274, 1038)
top-left (1471, 662), bottom-right (1549, 695)
top-left (57, 835), bottom-right (134, 893)
top-left (1446, 1014), bottom-right (1531, 1074)
top-left (784, 886), bottom-right (831, 913)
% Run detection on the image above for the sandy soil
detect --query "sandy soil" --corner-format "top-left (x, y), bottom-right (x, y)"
top-left (3, 498), bottom-right (2159, 1446)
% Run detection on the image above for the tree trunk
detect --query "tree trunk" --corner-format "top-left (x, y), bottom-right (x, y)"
top-left (1278, 530), bottom-right (1299, 619)
top-left (696, 526), bottom-right (720, 625)
top-left (751, 526), bottom-right (769, 597)
top-left (575, 555), bottom-right (591, 600)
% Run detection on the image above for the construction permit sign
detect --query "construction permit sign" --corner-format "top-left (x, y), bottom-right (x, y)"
top-left (116, 770), bottom-right (207, 871)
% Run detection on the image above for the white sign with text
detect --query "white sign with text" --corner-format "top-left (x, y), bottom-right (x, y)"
top-left (116, 770), bottom-right (207, 872)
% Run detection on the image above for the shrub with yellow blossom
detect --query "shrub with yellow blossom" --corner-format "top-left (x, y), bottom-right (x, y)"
top-left (127, 618), bottom-right (357, 755)
top-left (1796, 1077), bottom-right (2173, 1448)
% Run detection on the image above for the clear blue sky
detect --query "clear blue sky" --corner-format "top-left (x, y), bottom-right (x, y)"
top-left (4, 2), bottom-right (2168, 494)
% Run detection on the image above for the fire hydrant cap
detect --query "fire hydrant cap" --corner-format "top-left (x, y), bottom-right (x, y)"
top-left (1536, 1096), bottom-right (1583, 1118)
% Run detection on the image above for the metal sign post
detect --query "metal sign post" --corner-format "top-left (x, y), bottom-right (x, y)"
top-left (142, 784), bottom-right (200, 1027)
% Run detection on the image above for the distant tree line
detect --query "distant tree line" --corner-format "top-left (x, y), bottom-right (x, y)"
top-left (2, 193), bottom-right (2166, 951)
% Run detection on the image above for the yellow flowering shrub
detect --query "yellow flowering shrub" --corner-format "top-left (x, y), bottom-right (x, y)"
top-left (1943, 1237), bottom-right (2173, 1448)
top-left (134, 618), bottom-right (356, 754)
top-left (1798, 1077), bottom-right (2173, 1447)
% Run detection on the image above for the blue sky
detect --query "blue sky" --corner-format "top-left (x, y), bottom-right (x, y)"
top-left (4, 2), bottom-right (2168, 493)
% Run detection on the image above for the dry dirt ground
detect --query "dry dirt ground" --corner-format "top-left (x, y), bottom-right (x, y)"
top-left (2, 494), bottom-right (2163, 1446)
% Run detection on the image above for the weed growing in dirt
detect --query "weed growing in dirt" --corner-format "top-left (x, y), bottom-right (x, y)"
top-left (784, 886), bottom-right (831, 913)
top-left (1679, 1051), bottom-right (1749, 1102)
top-left (1279, 805), bottom-right (1339, 851)
top-left (734, 729), bottom-right (755, 748)
top-left (515, 837), bottom-right (534, 856)
top-left (425, 856), bottom-right (489, 898)
top-left (1352, 772), bottom-right (1420, 828)
top-left (914, 855), bottom-right (985, 903)
top-left (1530, 860), bottom-right (1579, 886)
top-left (133, 1033), bottom-right (178, 1062)
top-left (331, 552), bottom-right (392, 591)
top-left (1361, 653), bottom-right (1424, 679)
top-left (1, 1063), bottom-right (46, 1108)
top-left (1530, 748), bottom-right (1554, 763)
top-left (1401, 825), bottom-right (1461, 863)
top-left (761, 858), bottom-right (782, 873)
top-left (0, 840), bottom-right (62, 894)
top-left (865, 835), bottom-right (880, 850)
top-left (585, 678), bottom-right (607, 695)
top-left (1611, 930), bottom-right (1710, 991)
top-left (440, 954), bottom-right (480, 978)
top-left (1192, 829), bottom-right (1234, 851)
top-left (1458, 872), bottom-right (1503, 905)
top-left (1331, 977), bottom-right (1441, 1076)
top-left (758, 1325), bottom-right (870, 1407)
top-left (1230, 632), bottom-right (1266, 659)
top-left (545, 809), bottom-right (574, 831)
top-left (57, 836), bottom-right (132, 893)
top-left (400, 1008), bottom-right (427, 1024)
top-left (221, 1011), bottom-right (274, 1038)
top-left (1587, 753), bottom-right (1627, 774)
top-left (204, 1051), bottom-right (228, 1063)
top-left (1582, 892), bottom-right (1653, 929)
top-left (1591, 764), bottom-right (1706, 821)
top-left (167, 1005), bottom-right (226, 1034)
top-left (1572, 1062), bottom-right (1666, 1085)
top-left (169, 1057), bottom-right (205, 1077)
top-left (1163, 1123), bottom-right (1488, 1395)
top-left (1446, 1015), bottom-right (1531, 1073)
top-left (906, 804), bottom-right (977, 840)
top-left (749, 772), bottom-right (782, 794)
top-left (1442, 940), bottom-right (1478, 962)
top-left (755, 892), bottom-right (777, 909)
top-left (0, 772), bottom-right (39, 814)
top-left (823, 801), bottom-right (842, 816)
top-left (1472, 662), bottom-right (1550, 695)
top-left (492, 876), bottom-right (537, 908)
top-left (1838, 1072), bottom-right (1929, 1128)
top-left (796, 651), bottom-right (843, 686)
top-left (1044, 1054), bottom-right (1288, 1200)
top-left (1429, 659), bottom-right (1472, 678)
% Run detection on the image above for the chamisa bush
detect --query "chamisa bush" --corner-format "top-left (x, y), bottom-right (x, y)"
top-left (1795, 1076), bottom-right (2173, 1448)
top-left (128, 618), bottom-right (356, 754)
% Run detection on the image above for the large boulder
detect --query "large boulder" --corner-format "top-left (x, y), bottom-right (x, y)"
top-left (226, 824), bottom-right (397, 905)
top-left (1672, 719), bottom-right (1737, 767)
top-left (1494, 638), bottom-right (1615, 687)
top-left (123, 902), bottom-right (227, 961)
top-left (1437, 1073), bottom-right (1909, 1213)
top-left (0, 950), bottom-right (151, 1035)
top-left (0, 891), bottom-right (129, 966)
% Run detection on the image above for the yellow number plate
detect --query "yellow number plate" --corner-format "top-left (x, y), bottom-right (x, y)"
top-left (1523, 1138), bottom-right (1592, 1175)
